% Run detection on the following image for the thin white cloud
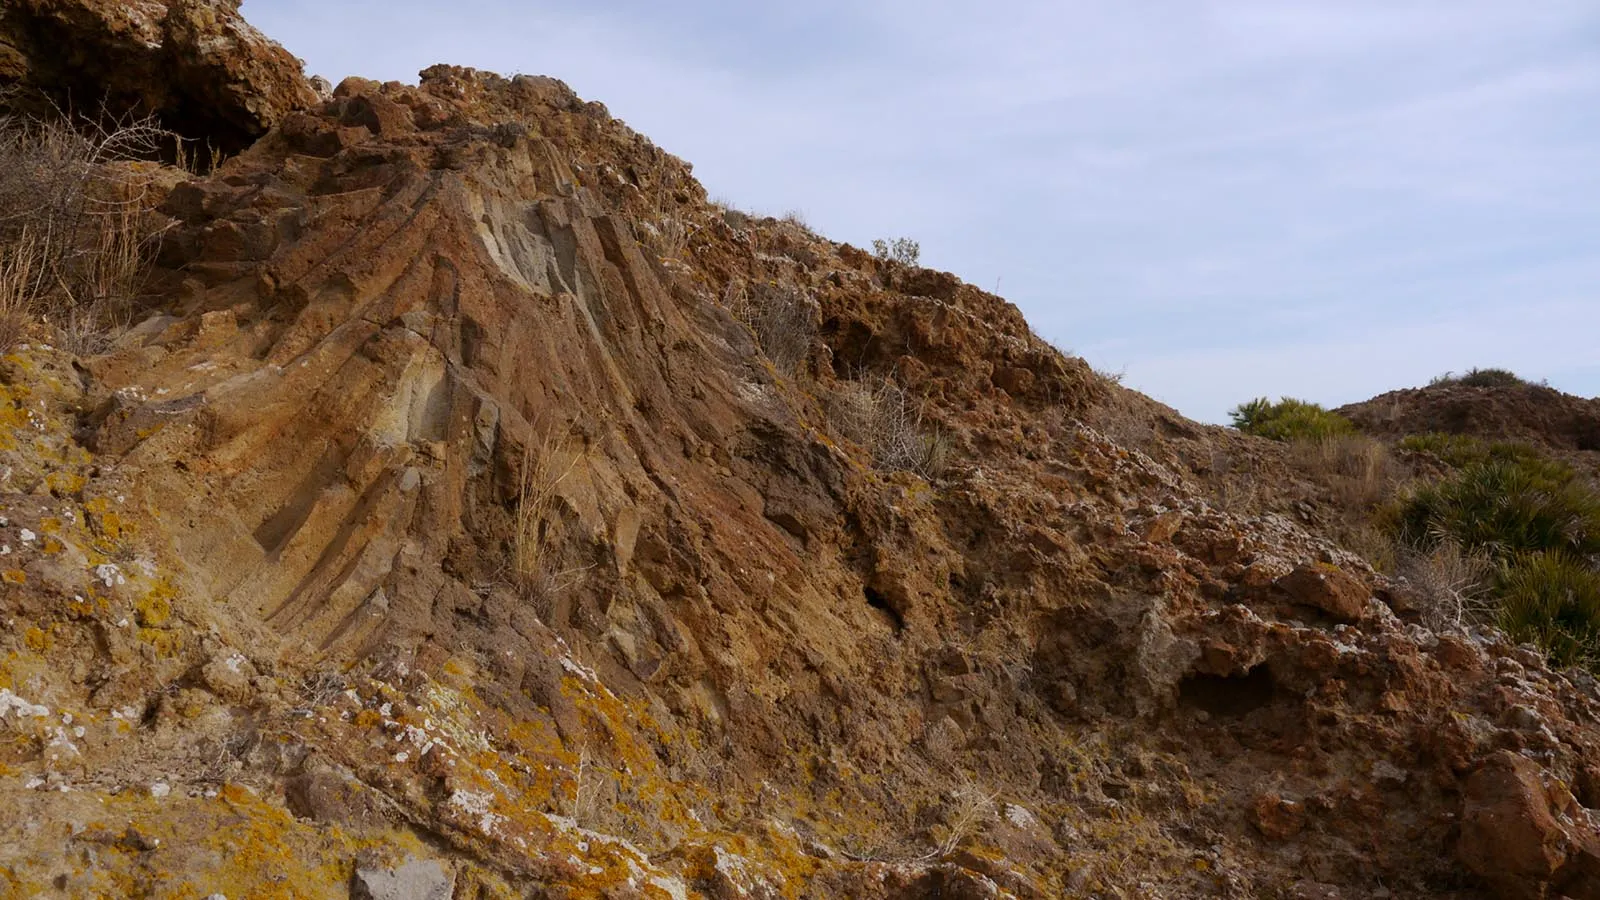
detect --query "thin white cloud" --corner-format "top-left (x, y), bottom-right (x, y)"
top-left (244, 0), bottom-right (1600, 419)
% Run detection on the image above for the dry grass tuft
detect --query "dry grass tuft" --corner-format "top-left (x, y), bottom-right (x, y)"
top-left (830, 376), bottom-right (952, 479)
top-left (513, 428), bottom-right (586, 618)
top-left (727, 280), bottom-right (817, 375)
top-left (0, 113), bottom-right (169, 353)
top-left (932, 775), bottom-right (999, 858)
top-left (1396, 539), bottom-right (1491, 632)
top-left (1291, 433), bottom-right (1394, 511)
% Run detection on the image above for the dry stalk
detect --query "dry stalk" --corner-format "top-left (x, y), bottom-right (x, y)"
top-left (0, 113), bottom-right (169, 353)
top-left (728, 280), bottom-right (816, 375)
top-left (1397, 539), bottom-right (1491, 632)
top-left (830, 375), bottom-right (951, 479)
top-left (514, 427), bottom-right (584, 611)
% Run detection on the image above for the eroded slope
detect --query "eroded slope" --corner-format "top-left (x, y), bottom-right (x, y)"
top-left (4, 56), bottom-right (1600, 900)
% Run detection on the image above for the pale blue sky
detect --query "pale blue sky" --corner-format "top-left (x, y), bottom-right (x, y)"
top-left (245, 1), bottom-right (1600, 422)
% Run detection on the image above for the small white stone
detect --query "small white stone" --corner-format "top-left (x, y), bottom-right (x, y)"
top-left (149, 782), bottom-right (171, 798)
top-left (19, 529), bottom-right (35, 543)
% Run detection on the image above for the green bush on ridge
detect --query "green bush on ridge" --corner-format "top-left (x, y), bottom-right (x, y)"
top-left (1429, 367), bottom-right (1528, 388)
top-left (1228, 397), bottom-right (1355, 442)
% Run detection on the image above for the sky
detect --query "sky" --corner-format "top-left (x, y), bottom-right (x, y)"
top-left (245, 0), bottom-right (1600, 423)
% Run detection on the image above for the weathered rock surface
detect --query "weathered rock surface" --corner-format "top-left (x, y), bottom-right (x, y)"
top-left (1459, 751), bottom-right (1600, 900)
top-left (351, 857), bottom-right (454, 900)
top-left (0, 0), bottom-right (317, 151)
top-left (5, 5), bottom-right (1600, 899)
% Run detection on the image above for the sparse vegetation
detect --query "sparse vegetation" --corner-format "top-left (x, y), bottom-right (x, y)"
top-left (1429, 367), bottom-right (1528, 388)
top-left (1228, 397), bottom-right (1355, 442)
top-left (871, 237), bottom-right (920, 267)
top-left (728, 281), bottom-right (817, 375)
top-left (1290, 433), bottom-right (1392, 511)
top-left (1382, 448), bottom-right (1600, 666)
top-left (0, 114), bottom-right (168, 353)
top-left (513, 428), bottom-right (584, 615)
top-left (830, 376), bottom-right (952, 479)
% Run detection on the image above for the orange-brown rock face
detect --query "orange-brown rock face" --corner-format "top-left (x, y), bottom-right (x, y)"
top-left (7, 24), bottom-right (1600, 900)
top-left (0, 0), bottom-right (317, 151)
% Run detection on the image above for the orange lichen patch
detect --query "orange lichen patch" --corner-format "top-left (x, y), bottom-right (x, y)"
top-left (0, 384), bottom-right (32, 451)
top-left (135, 579), bottom-right (177, 628)
top-left (2, 569), bottom-right (26, 585)
top-left (22, 627), bottom-right (49, 652)
top-left (44, 470), bottom-right (86, 497)
top-left (136, 627), bottom-right (184, 658)
top-left (0, 787), bottom-right (431, 900)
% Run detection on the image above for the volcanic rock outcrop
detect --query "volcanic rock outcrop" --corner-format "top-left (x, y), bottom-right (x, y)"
top-left (0, 0), bottom-right (317, 152)
top-left (4, 6), bottom-right (1600, 898)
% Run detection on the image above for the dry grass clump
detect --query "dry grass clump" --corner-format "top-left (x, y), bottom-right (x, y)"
top-left (0, 114), bottom-right (168, 354)
top-left (830, 376), bottom-right (952, 479)
top-left (727, 281), bottom-right (817, 375)
top-left (1395, 540), bottom-right (1491, 632)
top-left (513, 428), bottom-right (585, 618)
top-left (1291, 433), bottom-right (1393, 511)
top-left (931, 775), bottom-right (999, 858)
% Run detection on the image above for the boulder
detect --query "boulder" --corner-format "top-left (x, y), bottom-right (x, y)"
top-left (1276, 564), bottom-right (1370, 622)
top-left (351, 857), bottom-right (453, 900)
top-left (1458, 750), bottom-right (1600, 899)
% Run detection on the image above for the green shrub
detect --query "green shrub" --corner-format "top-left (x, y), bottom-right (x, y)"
top-left (1430, 367), bottom-right (1526, 388)
top-left (1228, 397), bottom-right (1355, 442)
top-left (1495, 552), bottom-right (1600, 668)
top-left (1385, 457), bottom-right (1600, 559)
top-left (1397, 433), bottom-right (1540, 469)
top-left (871, 237), bottom-right (921, 266)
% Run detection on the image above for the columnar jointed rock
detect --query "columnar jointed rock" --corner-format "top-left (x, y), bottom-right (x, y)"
top-left (7, 4), bottom-right (1600, 898)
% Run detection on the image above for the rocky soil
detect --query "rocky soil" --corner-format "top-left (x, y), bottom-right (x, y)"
top-left (4, 3), bottom-right (1600, 898)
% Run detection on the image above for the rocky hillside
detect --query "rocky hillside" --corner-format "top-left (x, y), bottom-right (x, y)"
top-left (5, 3), bottom-right (1600, 898)
top-left (1339, 375), bottom-right (1600, 479)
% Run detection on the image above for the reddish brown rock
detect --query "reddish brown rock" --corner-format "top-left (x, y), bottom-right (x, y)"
top-left (1252, 792), bottom-right (1307, 841)
top-left (1277, 563), bottom-right (1370, 622)
top-left (1458, 751), bottom-right (1600, 900)
top-left (0, 0), bottom-right (317, 151)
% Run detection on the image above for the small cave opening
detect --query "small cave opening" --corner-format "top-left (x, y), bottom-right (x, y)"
top-left (864, 586), bottom-right (904, 634)
top-left (1178, 665), bottom-right (1277, 718)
